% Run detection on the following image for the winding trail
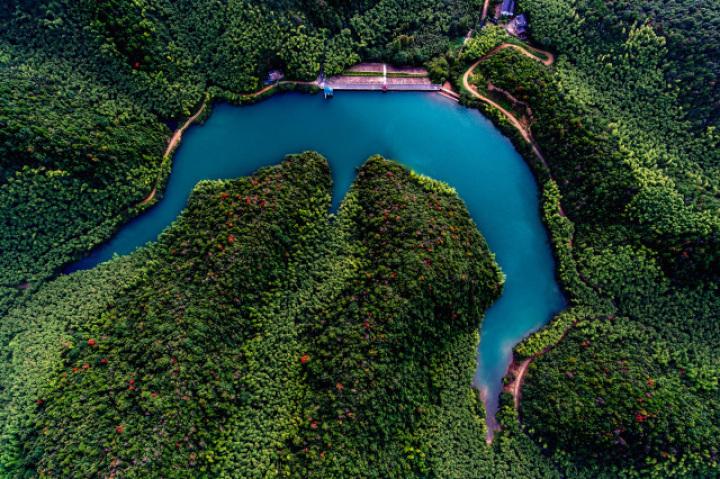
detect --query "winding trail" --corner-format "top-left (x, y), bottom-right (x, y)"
top-left (462, 42), bottom-right (560, 211)
top-left (463, 57), bottom-right (533, 143)
top-left (164, 102), bottom-right (208, 159)
top-left (481, 0), bottom-right (492, 22)
top-left (504, 315), bottom-right (579, 411)
top-left (507, 358), bottom-right (532, 410)
top-left (138, 101), bottom-right (208, 206)
top-left (460, 41), bottom-right (589, 424)
top-left (505, 43), bottom-right (555, 67)
top-left (138, 187), bottom-right (158, 206)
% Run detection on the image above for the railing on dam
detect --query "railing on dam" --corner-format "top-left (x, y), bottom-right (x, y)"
top-left (326, 82), bottom-right (441, 91)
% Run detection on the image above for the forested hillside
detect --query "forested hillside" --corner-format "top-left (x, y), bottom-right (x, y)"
top-left (1, 0), bottom-right (719, 477)
top-left (0, 0), bottom-right (479, 295)
top-left (448, 1), bottom-right (720, 477)
top-left (523, 0), bottom-right (720, 130)
top-left (0, 153), bottom-right (513, 477)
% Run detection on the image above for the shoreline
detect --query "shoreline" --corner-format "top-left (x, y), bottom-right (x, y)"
top-left (121, 53), bottom-right (572, 442)
top-left (458, 41), bottom-right (590, 440)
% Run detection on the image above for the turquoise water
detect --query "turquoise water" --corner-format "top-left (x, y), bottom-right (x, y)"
top-left (67, 92), bottom-right (565, 423)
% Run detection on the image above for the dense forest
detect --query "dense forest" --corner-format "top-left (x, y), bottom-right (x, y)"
top-left (0, 0), bottom-right (479, 296)
top-left (1, 0), bottom-right (719, 477)
top-left (449, 1), bottom-right (720, 476)
top-left (0, 153), bottom-right (508, 477)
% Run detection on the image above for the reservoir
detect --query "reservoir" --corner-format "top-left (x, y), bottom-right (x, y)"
top-left (67, 91), bottom-right (566, 424)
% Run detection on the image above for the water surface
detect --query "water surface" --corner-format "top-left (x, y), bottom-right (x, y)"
top-left (68, 92), bottom-right (565, 423)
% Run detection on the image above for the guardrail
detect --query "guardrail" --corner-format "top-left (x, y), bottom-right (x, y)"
top-left (327, 83), bottom-right (441, 91)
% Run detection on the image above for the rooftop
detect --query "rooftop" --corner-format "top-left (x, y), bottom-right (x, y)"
top-left (500, 0), bottom-right (516, 16)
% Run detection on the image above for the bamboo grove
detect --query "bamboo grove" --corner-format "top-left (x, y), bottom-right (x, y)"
top-left (1, 0), bottom-right (719, 477)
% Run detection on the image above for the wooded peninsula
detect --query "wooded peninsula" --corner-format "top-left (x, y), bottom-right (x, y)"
top-left (1, 0), bottom-right (718, 477)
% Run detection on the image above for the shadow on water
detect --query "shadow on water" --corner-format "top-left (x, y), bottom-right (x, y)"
top-left (65, 91), bottom-right (566, 428)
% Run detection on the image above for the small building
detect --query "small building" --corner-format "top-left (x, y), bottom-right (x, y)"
top-left (507, 13), bottom-right (529, 38)
top-left (264, 70), bottom-right (284, 85)
top-left (500, 0), bottom-right (516, 17)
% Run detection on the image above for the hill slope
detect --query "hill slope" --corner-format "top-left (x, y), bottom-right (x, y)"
top-left (0, 153), bottom-right (507, 478)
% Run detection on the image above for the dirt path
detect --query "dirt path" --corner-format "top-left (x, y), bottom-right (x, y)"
top-left (164, 102), bottom-right (208, 159)
top-left (464, 29), bottom-right (474, 45)
top-left (163, 80), bottom-right (316, 163)
top-left (481, 0), bottom-right (492, 22)
top-left (462, 42), bottom-right (554, 172)
top-left (136, 101), bottom-right (207, 206)
top-left (478, 43), bottom-right (555, 67)
top-left (250, 83), bottom-right (278, 98)
top-left (463, 42), bottom-right (581, 429)
top-left (505, 43), bottom-right (555, 67)
top-left (463, 61), bottom-right (533, 141)
top-left (505, 358), bottom-right (532, 410)
top-left (138, 187), bottom-right (157, 206)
